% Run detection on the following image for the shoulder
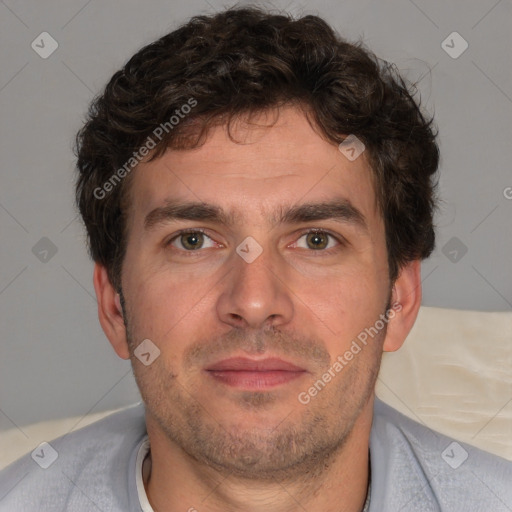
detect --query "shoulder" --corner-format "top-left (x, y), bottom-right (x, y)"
top-left (0, 403), bottom-right (146, 512)
top-left (369, 397), bottom-right (512, 512)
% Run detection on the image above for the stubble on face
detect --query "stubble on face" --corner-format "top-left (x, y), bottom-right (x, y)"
top-left (121, 299), bottom-right (386, 483)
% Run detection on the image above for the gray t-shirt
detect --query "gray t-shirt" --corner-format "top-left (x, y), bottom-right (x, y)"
top-left (1, 398), bottom-right (510, 511)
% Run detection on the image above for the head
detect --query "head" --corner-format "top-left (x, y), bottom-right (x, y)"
top-left (76, 7), bottom-right (438, 481)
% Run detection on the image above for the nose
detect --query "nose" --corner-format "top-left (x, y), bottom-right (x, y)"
top-left (216, 245), bottom-right (294, 330)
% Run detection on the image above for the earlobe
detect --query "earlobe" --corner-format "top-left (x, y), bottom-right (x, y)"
top-left (382, 260), bottom-right (422, 353)
top-left (93, 263), bottom-right (130, 360)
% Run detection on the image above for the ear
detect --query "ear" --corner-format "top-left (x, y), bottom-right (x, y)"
top-left (93, 263), bottom-right (130, 360)
top-left (382, 259), bottom-right (422, 353)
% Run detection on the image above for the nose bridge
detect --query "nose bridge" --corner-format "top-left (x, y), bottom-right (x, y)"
top-left (236, 242), bottom-right (277, 292)
top-left (216, 238), bottom-right (294, 329)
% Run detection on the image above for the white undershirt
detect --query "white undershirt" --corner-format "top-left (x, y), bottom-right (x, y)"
top-left (135, 436), bottom-right (154, 512)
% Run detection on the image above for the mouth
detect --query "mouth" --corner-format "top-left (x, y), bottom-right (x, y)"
top-left (204, 357), bottom-right (307, 390)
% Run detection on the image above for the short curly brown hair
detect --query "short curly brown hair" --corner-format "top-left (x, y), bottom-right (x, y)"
top-left (75, 6), bottom-right (439, 292)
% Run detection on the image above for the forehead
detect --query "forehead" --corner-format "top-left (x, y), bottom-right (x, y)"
top-left (126, 106), bottom-right (380, 230)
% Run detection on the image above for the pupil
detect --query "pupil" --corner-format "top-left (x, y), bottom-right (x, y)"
top-left (308, 232), bottom-right (327, 250)
top-left (184, 232), bottom-right (202, 249)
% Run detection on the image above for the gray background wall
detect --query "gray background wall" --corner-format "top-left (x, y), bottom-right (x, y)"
top-left (1, 0), bottom-right (511, 430)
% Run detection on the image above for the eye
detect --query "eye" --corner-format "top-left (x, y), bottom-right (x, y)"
top-left (293, 230), bottom-right (341, 251)
top-left (167, 230), bottom-right (218, 251)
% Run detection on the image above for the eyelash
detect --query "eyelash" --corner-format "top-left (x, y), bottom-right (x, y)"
top-left (165, 228), bottom-right (218, 255)
top-left (165, 228), bottom-right (345, 256)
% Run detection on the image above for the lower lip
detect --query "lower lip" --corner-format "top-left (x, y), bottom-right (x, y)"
top-left (206, 370), bottom-right (305, 390)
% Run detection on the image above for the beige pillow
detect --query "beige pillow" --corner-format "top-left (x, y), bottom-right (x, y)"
top-left (377, 306), bottom-right (512, 460)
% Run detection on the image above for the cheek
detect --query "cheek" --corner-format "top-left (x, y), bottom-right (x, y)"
top-left (299, 271), bottom-right (389, 365)
top-left (122, 264), bottom-right (219, 351)
top-left (296, 263), bottom-right (383, 318)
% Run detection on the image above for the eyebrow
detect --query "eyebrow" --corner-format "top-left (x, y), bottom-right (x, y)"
top-left (144, 199), bottom-right (368, 233)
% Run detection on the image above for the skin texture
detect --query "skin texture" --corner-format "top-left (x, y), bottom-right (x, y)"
top-left (94, 106), bottom-right (422, 512)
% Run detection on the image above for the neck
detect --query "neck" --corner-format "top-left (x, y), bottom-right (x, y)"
top-left (144, 398), bottom-right (373, 512)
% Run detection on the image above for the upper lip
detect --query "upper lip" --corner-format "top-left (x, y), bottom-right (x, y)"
top-left (205, 357), bottom-right (306, 372)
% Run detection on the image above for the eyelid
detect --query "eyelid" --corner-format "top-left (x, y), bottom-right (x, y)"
top-left (290, 228), bottom-right (346, 250)
top-left (165, 228), bottom-right (220, 249)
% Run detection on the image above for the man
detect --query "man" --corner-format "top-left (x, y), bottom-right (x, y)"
top-left (1, 6), bottom-right (510, 512)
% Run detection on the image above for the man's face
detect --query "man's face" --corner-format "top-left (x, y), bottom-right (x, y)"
top-left (119, 106), bottom-right (392, 480)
